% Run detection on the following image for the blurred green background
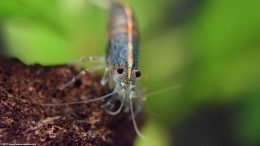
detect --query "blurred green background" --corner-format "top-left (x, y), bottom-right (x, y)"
top-left (0, 0), bottom-right (259, 146)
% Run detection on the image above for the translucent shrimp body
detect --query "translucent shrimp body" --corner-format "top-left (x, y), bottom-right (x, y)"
top-left (102, 1), bottom-right (144, 138)
top-left (104, 1), bottom-right (141, 111)
top-left (42, 1), bottom-right (145, 138)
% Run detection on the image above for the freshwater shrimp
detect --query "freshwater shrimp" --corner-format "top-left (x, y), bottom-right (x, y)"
top-left (102, 1), bottom-right (144, 137)
top-left (43, 1), bottom-right (145, 138)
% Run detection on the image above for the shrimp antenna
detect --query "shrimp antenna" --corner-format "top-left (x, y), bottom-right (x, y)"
top-left (41, 91), bottom-right (116, 106)
top-left (129, 98), bottom-right (146, 140)
top-left (126, 84), bottom-right (182, 138)
top-left (103, 95), bottom-right (126, 115)
top-left (144, 84), bottom-right (182, 99)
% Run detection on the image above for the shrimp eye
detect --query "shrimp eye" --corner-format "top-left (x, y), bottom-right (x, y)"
top-left (117, 68), bottom-right (124, 74)
top-left (135, 70), bottom-right (141, 78)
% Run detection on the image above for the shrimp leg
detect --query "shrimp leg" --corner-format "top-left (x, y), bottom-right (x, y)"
top-left (60, 56), bottom-right (106, 90)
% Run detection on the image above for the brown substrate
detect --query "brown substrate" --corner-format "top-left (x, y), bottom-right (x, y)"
top-left (0, 58), bottom-right (142, 146)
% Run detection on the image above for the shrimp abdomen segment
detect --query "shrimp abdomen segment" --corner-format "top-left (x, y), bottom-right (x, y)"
top-left (107, 2), bottom-right (139, 70)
